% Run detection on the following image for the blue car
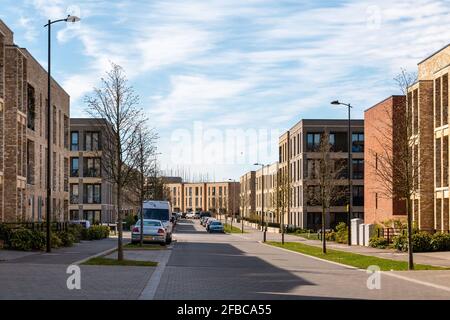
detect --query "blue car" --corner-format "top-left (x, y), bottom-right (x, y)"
top-left (208, 221), bottom-right (224, 233)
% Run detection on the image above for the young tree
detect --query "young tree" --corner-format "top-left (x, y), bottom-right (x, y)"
top-left (128, 122), bottom-right (158, 246)
top-left (309, 132), bottom-right (347, 253)
top-left (85, 63), bottom-right (144, 261)
top-left (275, 169), bottom-right (290, 244)
top-left (367, 69), bottom-right (420, 270)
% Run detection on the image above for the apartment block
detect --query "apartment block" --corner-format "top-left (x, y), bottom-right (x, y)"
top-left (239, 171), bottom-right (256, 218)
top-left (410, 44), bottom-right (450, 232)
top-left (69, 118), bottom-right (117, 224)
top-left (364, 96), bottom-right (407, 225)
top-left (255, 162), bottom-right (278, 223)
top-left (0, 19), bottom-right (70, 222)
top-left (166, 181), bottom-right (240, 215)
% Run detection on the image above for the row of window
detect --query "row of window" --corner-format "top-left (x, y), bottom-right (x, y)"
top-left (70, 184), bottom-right (101, 204)
top-left (70, 157), bottom-right (101, 177)
top-left (306, 185), bottom-right (364, 206)
top-left (306, 132), bottom-right (364, 152)
top-left (71, 131), bottom-right (101, 151)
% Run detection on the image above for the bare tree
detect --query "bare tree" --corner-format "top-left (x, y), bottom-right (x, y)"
top-left (308, 132), bottom-right (347, 253)
top-left (128, 122), bottom-right (158, 246)
top-left (367, 68), bottom-right (420, 269)
top-left (275, 169), bottom-right (290, 244)
top-left (85, 63), bottom-right (144, 261)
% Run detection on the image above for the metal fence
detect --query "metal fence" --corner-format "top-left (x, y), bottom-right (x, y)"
top-left (0, 221), bottom-right (70, 232)
top-left (377, 227), bottom-right (406, 243)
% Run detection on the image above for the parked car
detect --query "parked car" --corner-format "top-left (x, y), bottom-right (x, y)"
top-left (193, 212), bottom-right (201, 219)
top-left (142, 200), bottom-right (173, 244)
top-left (199, 211), bottom-right (211, 219)
top-left (131, 219), bottom-right (166, 245)
top-left (205, 218), bottom-right (217, 231)
top-left (208, 221), bottom-right (224, 233)
top-left (186, 212), bottom-right (195, 219)
top-left (181, 212), bottom-right (187, 218)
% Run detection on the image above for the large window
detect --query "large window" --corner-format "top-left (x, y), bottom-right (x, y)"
top-left (352, 133), bottom-right (364, 152)
top-left (70, 184), bottom-right (79, 204)
top-left (84, 158), bottom-right (101, 177)
top-left (352, 159), bottom-right (364, 179)
top-left (353, 186), bottom-right (364, 206)
top-left (85, 131), bottom-right (100, 151)
top-left (84, 184), bottom-right (101, 204)
top-left (27, 84), bottom-right (36, 131)
top-left (329, 132), bottom-right (347, 152)
top-left (70, 157), bottom-right (79, 177)
top-left (306, 133), bottom-right (322, 151)
top-left (71, 131), bottom-right (79, 151)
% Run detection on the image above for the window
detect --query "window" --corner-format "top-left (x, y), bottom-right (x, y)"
top-left (84, 158), bottom-right (101, 177)
top-left (27, 84), bottom-right (36, 131)
top-left (306, 133), bottom-right (322, 151)
top-left (352, 159), bottom-right (364, 179)
top-left (329, 132), bottom-right (347, 152)
top-left (84, 184), bottom-right (101, 204)
top-left (307, 159), bottom-right (319, 179)
top-left (71, 132), bottom-right (79, 151)
top-left (85, 131), bottom-right (100, 151)
top-left (353, 186), bottom-right (364, 206)
top-left (70, 157), bottom-right (79, 177)
top-left (352, 133), bottom-right (364, 152)
top-left (83, 210), bottom-right (101, 224)
top-left (70, 184), bottom-right (79, 204)
top-left (375, 193), bottom-right (378, 209)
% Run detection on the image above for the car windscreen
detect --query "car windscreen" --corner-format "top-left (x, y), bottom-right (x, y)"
top-left (143, 208), bottom-right (170, 221)
top-left (136, 220), bottom-right (162, 227)
top-left (211, 222), bottom-right (221, 225)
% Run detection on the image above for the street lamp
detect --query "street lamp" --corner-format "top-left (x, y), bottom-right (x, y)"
top-left (331, 100), bottom-right (352, 246)
top-left (228, 179), bottom-right (235, 230)
top-left (254, 163), bottom-right (267, 242)
top-left (44, 15), bottom-right (80, 253)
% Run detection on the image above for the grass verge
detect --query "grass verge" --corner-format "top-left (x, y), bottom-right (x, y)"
top-left (124, 243), bottom-right (166, 250)
top-left (267, 241), bottom-right (448, 271)
top-left (289, 232), bottom-right (320, 240)
top-left (224, 223), bottom-right (245, 233)
top-left (82, 256), bottom-right (158, 267)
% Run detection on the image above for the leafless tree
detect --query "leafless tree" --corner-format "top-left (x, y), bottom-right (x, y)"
top-left (367, 68), bottom-right (420, 269)
top-left (128, 122), bottom-right (158, 246)
top-left (85, 63), bottom-right (145, 261)
top-left (275, 169), bottom-right (290, 244)
top-left (308, 132), bottom-right (347, 253)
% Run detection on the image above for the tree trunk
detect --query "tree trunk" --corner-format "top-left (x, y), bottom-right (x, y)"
top-left (117, 183), bottom-right (123, 261)
top-left (140, 170), bottom-right (144, 247)
top-left (407, 197), bottom-right (414, 270)
top-left (322, 205), bottom-right (326, 254)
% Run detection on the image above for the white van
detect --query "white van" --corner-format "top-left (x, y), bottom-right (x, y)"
top-left (142, 200), bottom-right (174, 244)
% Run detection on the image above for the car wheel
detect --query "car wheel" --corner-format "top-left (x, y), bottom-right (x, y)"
top-left (166, 236), bottom-right (172, 245)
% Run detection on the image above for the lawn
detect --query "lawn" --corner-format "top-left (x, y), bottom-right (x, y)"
top-left (289, 232), bottom-right (320, 240)
top-left (224, 223), bottom-right (245, 233)
top-left (124, 243), bottom-right (166, 250)
top-left (267, 241), bottom-right (448, 271)
top-left (82, 256), bottom-right (158, 267)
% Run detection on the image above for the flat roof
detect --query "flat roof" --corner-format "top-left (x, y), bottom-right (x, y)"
top-left (418, 43), bottom-right (450, 65)
top-left (363, 95), bottom-right (405, 113)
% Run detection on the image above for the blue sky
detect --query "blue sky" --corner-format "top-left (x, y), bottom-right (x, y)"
top-left (1, 0), bottom-right (450, 181)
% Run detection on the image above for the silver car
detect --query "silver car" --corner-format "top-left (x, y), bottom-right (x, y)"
top-left (131, 219), bottom-right (166, 245)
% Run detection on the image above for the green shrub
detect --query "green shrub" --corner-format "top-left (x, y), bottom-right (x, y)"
top-left (369, 236), bottom-right (389, 249)
top-left (0, 224), bottom-right (13, 247)
top-left (412, 232), bottom-right (433, 252)
top-left (430, 232), bottom-right (450, 251)
top-left (123, 214), bottom-right (137, 231)
top-left (67, 224), bottom-right (83, 243)
top-left (58, 231), bottom-right (75, 247)
top-left (30, 230), bottom-right (46, 250)
top-left (393, 234), bottom-right (408, 251)
top-left (325, 230), bottom-right (336, 241)
top-left (335, 222), bottom-right (348, 244)
top-left (51, 233), bottom-right (63, 248)
top-left (86, 225), bottom-right (109, 240)
top-left (10, 229), bottom-right (34, 251)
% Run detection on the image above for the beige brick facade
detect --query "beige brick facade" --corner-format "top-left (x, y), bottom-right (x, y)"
top-left (239, 171), bottom-right (255, 218)
top-left (0, 19), bottom-right (70, 222)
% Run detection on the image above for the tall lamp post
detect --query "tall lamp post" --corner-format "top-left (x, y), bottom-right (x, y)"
top-left (44, 15), bottom-right (80, 253)
top-left (331, 100), bottom-right (352, 246)
top-left (254, 163), bottom-right (267, 242)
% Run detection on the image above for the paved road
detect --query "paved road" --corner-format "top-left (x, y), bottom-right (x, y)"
top-left (154, 219), bottom-right (450, 299)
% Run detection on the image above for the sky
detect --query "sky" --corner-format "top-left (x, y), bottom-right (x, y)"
top-left (1, 0), bottom-right (450, 181)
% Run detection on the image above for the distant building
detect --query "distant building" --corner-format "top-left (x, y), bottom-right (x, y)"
top-left (255, 162), bottom-right (278, 223)
top-left (239, 171), bottom-right (256, 218)
top-left (0, 19), bottom-right (70, 222)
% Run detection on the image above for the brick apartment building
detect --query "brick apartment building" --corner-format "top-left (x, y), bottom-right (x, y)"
top-left (239, 171), bottom-right (256, 218)
top-left (69, 118), bottom-right (117, 224)
top-left (166, 181), bottom-right (240, 216)
top-left (240, 119), bottom-right (364, 231)
top-left (255, 162), bottom-right (278, 223)
top-left (409, 44), bottom-right (450, 232)
top-left (0, 19), bottom-right (70, 222)
top-left (364, 96), bottom-right (407, 225)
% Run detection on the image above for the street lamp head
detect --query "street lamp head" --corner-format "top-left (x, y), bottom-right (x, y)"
top-left (331, 100), bottom-right (340, 105)
top-left (66, 15), bottom-right (81, 23)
